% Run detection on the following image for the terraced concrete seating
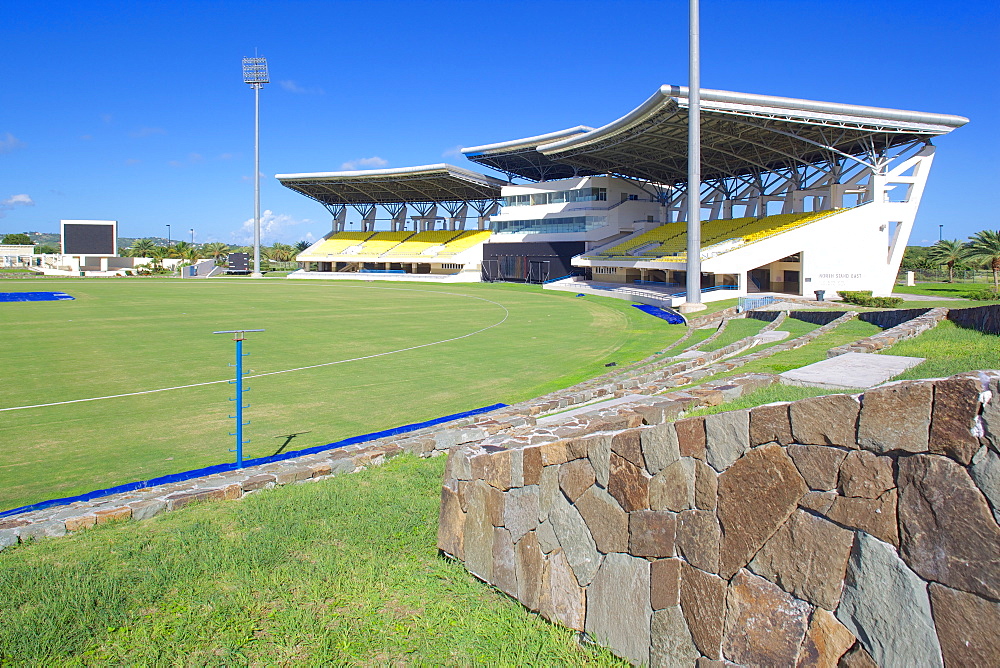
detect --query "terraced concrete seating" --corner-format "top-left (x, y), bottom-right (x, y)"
top-left (382, 230), bottom-right (461, 257)
top-left (597, 222), bottom-right (686, 257)
top-left (300, 232), bottom-right (375, 257)
top-left (435, 230), bottom-right (492, 257)
top-left (352, 231), bottom-right (414, 256)
top-left (738, 210), bottom-right (839, 243)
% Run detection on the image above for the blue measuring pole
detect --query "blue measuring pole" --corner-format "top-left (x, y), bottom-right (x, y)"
top-left (215, 329), bottom-right (264, 468)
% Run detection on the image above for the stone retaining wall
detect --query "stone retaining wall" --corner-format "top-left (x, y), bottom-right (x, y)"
top-left (438, 372), bottom-right (1000, 666)
top-left (948, 302), bottom-right (1000, 335)
top-left (858, 307), bottom-right (931, 330)
top-left (827, 307), bottom-right (948, 357)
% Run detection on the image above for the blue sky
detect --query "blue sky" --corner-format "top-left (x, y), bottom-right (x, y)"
top-left (2, 0), bottom-right (997, 246)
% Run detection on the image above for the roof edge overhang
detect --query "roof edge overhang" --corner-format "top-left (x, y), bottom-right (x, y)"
top-left (538, 85), bottom-right (969, 155)
top-left (462, 126), bottom-right (594, 157)
top-left (275, 163), bottom-right (506, 187)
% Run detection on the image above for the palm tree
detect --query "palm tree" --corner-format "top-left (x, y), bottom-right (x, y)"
top-left (130, 238), bottom-right (157, 258)
top-left (168, 241), bottom-right (193, 259)
top-left (267, 243), bottom-right (295, 262)
top-left (926, 239), bottom-right (966, 283)
top-left (148, 246), bottom-right (168, 270)
top-left (965, 230), bottom-right (1000, 290)
top-left (201, 241), bottom-right (229, 264)
top-left (294, 240), bottom-right (310, 253)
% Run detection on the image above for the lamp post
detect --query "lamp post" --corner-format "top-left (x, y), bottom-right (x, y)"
top-left (166, 224), bottom-right (171, 247)
top-left (243, 55), bottom-right (269, 278)
top-left (190, 228), bottom-right (195, 244)
top-left (939, 224), bottom-right (943, 242)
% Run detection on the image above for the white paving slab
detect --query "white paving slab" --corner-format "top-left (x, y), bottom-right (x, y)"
top-left (536, 394), bottom-right (647, 424)
top-left (779, 352), bottom-right (925, 390)
top-left (755, 330), bottom-right (790, 343)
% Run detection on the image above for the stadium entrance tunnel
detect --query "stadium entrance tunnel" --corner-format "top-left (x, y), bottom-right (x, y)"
top-left (481, 240), bottom-right (584, 283)
top-left (748, 253), bottom-right (803, 295)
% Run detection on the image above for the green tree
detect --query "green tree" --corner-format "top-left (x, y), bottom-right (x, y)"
top-left (129, 239), bottom-right (157, 257)
top-left (148, 246), bottom-right (168, 270)
top-left (965, 230), bottom-right (1000, 290)
top-left (203, 242), bottom-right (229, 265)
top-left (926, 239), bottom-right (967, 283)
top-left (294, 240), bottom-right (310, 252)
top-left (266, 243), bottom-right (295, 262)
top-left (33, 243), bottom-right (58, 254)
top-left (2, 233), bottom-right (32, 245)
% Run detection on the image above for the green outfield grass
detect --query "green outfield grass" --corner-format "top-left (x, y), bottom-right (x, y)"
top-left (0, 279), bottom-right (681, 510)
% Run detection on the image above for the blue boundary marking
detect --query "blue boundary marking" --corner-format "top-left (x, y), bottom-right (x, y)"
top-left (631, 303), bottom-right (685, 325)
top-left (0, 292), bottom-right (74, 302)
top-left (0, 402), bottom-right (508, 518)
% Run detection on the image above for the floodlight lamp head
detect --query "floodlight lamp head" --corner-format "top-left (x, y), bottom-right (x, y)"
top-left (242, 57), bottom-right (269, 86)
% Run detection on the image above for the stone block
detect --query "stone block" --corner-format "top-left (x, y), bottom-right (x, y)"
top-left (787, 445), bottom-right (848, 491)
top-left (837, 450), bottom-right (894, 499)
top-left (629, 510), bottom-right (676, 558)
top-left (929, 377), bottom-right (981, 465)
top-left (538, 441), bottom-right (570, 467)
top-left (676, 509), bottom-right (720, 574)
top-left (128, 499), bottom-right (167, 520)
top-left (835, 532), bottom-right (943, 668)
top-left (522, 445), bottom-right (543, 486)
top-left (897, 454), bottom-right (1000, 600)
top-left (549, 500), bottom-right (600, 586)
top-left (308, 461), bottom-right (333, 478)
top-left (274, 467), bottom-right (312, 485)
top-left (611, 429), bottom-right (646, 469)
top-left (679, 562), bottom-right (726, 660)
top-left (64, 515), bottom-right (97, 532)
top-left (675, 417), bottom-right (707, 460)
top-left (492, 527), bottom-right (517, 597)
top-left (538, 465), bottom-right (559, 522)
top-left (650, 606), bottom-right (699, 668)
top-left (0, 528), bottom-right (18, 551)
top-left (464, 481), bottom-right (495, 582)
top-left (970, 445), bottom-right (1000, 524)
top-left (798, 492), bottom-right (834, 515)
top-left (329, 457), bottom-right (356, 475)
top-left (585, 552), bottom-right (652, 666)
top-left (19, 521), bottom-right (66, 540)
top-left (928, 582), bottom-right (1000, 668)
top-left (559, 458), bottom-right (595, 503)
top-left (748, 509), bottom-right (853, 610)
top-left (704, 410), bottom-right (750, 472)
top-left (166, 488), bottom-right (225, 511)
top-left (536, 519), bottom-right (559, 554)
top-left (608, 452), bottom-right (650, 512)
top-left (508, 448), bottom-right (524, 488)
top-left (790, 394), bottom-right (860, 448)
top-left (437, 485), bottom-right (465, 560)
top-left (722, 569), bottom-right (811, 668)
top-left (471, 448), bottom-right (513, 490)
top-left (718, 444), bottom-right (806, 578)
top-left (587, 434), bottom-right (612, 488)
top-left (94, 506), bottom-right (132, 524)
top-left (794, 607), bottom-right (855, 668)
top-left (575, 485), bottom-right (628, 554)
top-left (241, 474), bottom-right (276, 491)
top-left (222, 483), bottom-right (242, 500)
top-left (649, 458), bottom-right (695, 512)
top-left (503, 485), bottom-right (539, 543)
top-left (837, 642), bottom-right (878, 668)
top-left (825, 490), bottom-right (898, 547)
top-left (650, 558), bottom-right (682, 610)
top-left (749, 403), bottom-right (793, 446)
top-left (858, 381), bottom-right (932, 454)
top-left (539, 548), bottom-right (586, 631)
top-left (642, 422), bottom-right (680, 475)
top-left (981, 377), bottom-right (1000, 450)
top-left (514, 531), bottom-right (544, 611)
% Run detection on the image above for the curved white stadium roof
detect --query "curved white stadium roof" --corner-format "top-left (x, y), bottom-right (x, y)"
top-left (464, 85), bottom-right (969, 183)
top-left (276, 163), bottom-right (505, 206)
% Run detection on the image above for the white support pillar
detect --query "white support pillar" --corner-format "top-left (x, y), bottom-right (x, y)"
top-left (361, 206), bottom-right (376, 232)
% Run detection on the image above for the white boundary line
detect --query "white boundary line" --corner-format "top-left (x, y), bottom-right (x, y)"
top-left (0, 286), bottom-right (510, 413)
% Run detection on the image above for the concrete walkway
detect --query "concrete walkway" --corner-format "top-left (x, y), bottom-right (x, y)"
top-left (779, 352), bottom-right (925, 390)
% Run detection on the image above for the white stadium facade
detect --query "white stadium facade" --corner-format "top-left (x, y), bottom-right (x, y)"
top-left (280, 85), bottom-right (967, 304)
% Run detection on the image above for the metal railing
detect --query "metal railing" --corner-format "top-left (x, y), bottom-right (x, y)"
top-left (738, 295), bottom-right (779, 312)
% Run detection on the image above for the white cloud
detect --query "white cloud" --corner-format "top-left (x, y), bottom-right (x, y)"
top-left (442, 145), bottom-right (464, 158)
top-left (232, 210), bottom-right (313, 244)
top-left (218, 152), bottom-right (235, 160)
top-left (0, 133), bottom-right (26, 154)
top-left (241, 171), bottom-right (267, 182)
top-left (81, 134), bottom-right (93, 141)
top-left (188, 153), bottom-right (204, 163)
top-left (100, 113), bottom-right (113, 124)
top-left (280, 80), bottom-right (324, 94)
top-left (0, 193), bottom-right (34, 218)
top-left (129, 126), bottom-right (166, 138)
top-left (125, 158), bottom-right (141, 166)
top-left (340, 156), bottom-right (388, 170)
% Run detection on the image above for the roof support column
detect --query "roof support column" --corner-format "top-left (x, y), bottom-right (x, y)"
top-left (440, 202), bottom-right (468, 231)
top-left (324, 204), bottom-right (347, 233)
top-left (470, 200), bottom-right (499, 230)
top-left (682, 0), bottom-right (705, 312)
top-left (350, 203), bottom-right (377, 232)
top-left (383, 203), bottom-right (407, 232)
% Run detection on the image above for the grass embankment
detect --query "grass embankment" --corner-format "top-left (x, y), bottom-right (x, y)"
top-left (685, 384), bottom-right (858, 417)
top-left (881, 319), bottom-right (1000, 380)
top-left (698, 317), bottom-right (767, 352)
top-left (0, 280), bottom-right (683, 511)
top-left (0, 455), bottom-right (623, 665)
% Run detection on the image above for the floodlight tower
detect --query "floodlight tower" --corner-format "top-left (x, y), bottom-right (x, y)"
top-left (682, 0), bottom-right (705, 313)
top-left (243, 55), bottom-right (269, 278)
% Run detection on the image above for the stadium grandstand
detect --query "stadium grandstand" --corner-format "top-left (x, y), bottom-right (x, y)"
top-left (280, 85), bottom-right (967, 298)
